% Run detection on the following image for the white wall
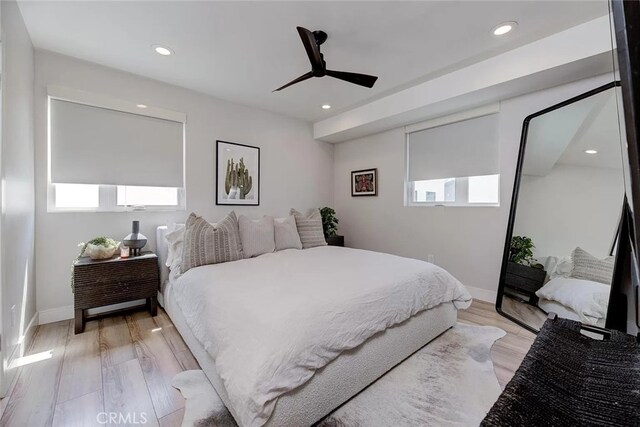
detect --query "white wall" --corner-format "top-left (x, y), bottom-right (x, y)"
top-left (1, 0), bottom-right (37, 395)
top-left (514, 165), bottom-right (623, 259)
top-left (34, 51), bottom-right (334, 322)
top-left (333, 74), bottom-right (616, 302)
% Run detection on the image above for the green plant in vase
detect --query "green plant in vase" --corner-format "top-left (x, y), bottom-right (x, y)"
top-left (319, 207), bottom-right (339, 238)
top-left (509, 235), bottom-right (541, 267)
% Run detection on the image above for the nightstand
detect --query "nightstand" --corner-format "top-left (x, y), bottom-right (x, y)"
top-left (73, 251), bottom-right (159, 334)
top-left (326, 235), bottom-right (345, 247)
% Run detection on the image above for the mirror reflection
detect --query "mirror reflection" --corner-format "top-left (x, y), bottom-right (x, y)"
top-left (500, 84), bottom-right (624, 331)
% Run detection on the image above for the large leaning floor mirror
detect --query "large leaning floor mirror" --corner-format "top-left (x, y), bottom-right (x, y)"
top-left (497, 82), bottom-right (626, 332)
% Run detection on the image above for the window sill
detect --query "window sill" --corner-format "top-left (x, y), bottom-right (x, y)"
top-left (47, 206), bottom-right (187, 213)
top-left (405, 203), bottom-right (500, 208)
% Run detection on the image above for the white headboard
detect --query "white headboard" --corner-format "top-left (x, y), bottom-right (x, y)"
top-left (156, 225), bottom-right (170, 293)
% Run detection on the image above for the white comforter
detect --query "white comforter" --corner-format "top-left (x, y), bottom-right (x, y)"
top-left (172, 246), bottom-right (471, 427)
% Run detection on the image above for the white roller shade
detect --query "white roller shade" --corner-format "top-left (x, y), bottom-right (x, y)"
top-left (407, 114), bottom-right (499, 181)
top-left (50, 99), bottom-right (184, 187)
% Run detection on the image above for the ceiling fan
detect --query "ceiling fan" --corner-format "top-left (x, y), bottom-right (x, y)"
top-left (273, 26), bottom-right (378, 92)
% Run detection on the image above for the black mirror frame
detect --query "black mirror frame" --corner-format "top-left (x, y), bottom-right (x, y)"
top-left (495, 81), bottom-right (622, 334)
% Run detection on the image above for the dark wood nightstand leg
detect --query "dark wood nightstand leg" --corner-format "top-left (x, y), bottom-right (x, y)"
top-left (148, 296), bottom-right (158, 316)
top-left (74, 309), bottom-right (84, 334)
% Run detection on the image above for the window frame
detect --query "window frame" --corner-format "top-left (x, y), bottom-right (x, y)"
top-left (403, 104), bottom-right (501, 208)
top-left (46, 87), bottom-right (187, 213)
top-left (405, 176), bottom-right (500, 208)
top-left (47, 183), bottom-right (186, 213)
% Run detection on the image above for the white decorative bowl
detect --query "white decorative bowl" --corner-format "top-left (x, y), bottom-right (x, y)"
top-left (83, 243), bottom-right (118, 260)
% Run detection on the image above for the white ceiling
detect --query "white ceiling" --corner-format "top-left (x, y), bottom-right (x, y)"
top-left (524, 87), bottom-right (623, 176)
top-left (18, 1), bottom-right (609, 122)
top-left (557, 89), bottom-right (624, 170)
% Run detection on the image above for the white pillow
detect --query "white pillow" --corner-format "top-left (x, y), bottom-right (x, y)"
top-left (542, 256), bottom-right (573, 281)
top-left (238, 215), bottom-right (275, 258)
top-left (535, 277), bottom-right (610, 323)
top-left (274, 215), bottom-right (302, 251)
top-left (165, 223), bottom-right (185, 269)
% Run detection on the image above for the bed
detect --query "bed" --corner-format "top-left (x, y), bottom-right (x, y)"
top-left (156, 226), bottom-right (471, 427)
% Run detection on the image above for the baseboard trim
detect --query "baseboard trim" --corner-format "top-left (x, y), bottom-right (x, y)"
top-left (38, 305), bottom-right (73, 324)
top-left (466, 286), bottom-right (497, 303)
top-left (4, 311), bottom-right (39, 397)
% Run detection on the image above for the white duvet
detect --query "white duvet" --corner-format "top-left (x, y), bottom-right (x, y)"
top-left (172, 246), bottom-right (471, 427)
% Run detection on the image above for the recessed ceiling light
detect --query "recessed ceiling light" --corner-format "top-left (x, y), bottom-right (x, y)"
top-left (585, 149), bottom-right (598, 154)
top-left (136, 104), bottom-right (147, 109)
top-left (492, 21), bottom-right (518, 36)
top-left (321, 104), bottom-right (331, 110)
top-left (152, 45), bottom-right (174, 56)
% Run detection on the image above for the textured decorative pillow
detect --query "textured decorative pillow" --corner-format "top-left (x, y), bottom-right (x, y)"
top-left (181, 212), bottom-right (244, 273)
top-left (274, 215), bottom-right (302, 251)
top-left (290, 209), bottom-right (327, 249)
top-left (570, 247), bottom-right (614, 285)
top-left (238, 215), bottom-right (275, 258)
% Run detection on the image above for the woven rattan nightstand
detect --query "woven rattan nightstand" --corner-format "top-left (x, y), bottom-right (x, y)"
top-left (73, 251), bottom-right (159, 333)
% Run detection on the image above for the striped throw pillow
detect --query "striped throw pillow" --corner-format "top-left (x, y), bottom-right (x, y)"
top-left (570, 247), bottom-right (614, 285)
top-left (290, 209), bottom-right (327, 249)
top-left (181, 212), bottom-right (244, 273)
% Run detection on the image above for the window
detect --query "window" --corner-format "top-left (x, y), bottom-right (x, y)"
top-left (412, 178), bottom-right (455, 203)
top-left (47, 90), bottom-right (185, 212)
top-left (408, 175), bottom-right (499, 206)
top-left (54, 183), bottom-right (99, 209)
top-left (468, 174), bottom-right (500, 204)
top-left (406, 108), bottom-right (500, 207)
top-left (116, 186), bottom-right (179, 207)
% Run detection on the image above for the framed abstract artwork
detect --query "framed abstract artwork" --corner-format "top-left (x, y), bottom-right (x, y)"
top-left (351, 168), bottom-right (377, 196)
top-left (216, 140), bottom-right (260, 205)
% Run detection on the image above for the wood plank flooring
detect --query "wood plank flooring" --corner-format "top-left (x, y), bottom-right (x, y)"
top-left (0, 300), bottom-right (534, 426)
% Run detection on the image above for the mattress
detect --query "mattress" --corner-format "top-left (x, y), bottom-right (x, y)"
top-left (164, 281), bottom-right (457, 426)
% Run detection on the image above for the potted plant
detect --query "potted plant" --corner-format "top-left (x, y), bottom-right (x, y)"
top-left (506, 235), bottom-right (546, 296)
top-left (509, 236), bottom-right (536, 266)
top-left (320, 207), bottom-right (344, 246)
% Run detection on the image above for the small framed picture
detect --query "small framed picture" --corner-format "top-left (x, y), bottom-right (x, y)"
top-left (351, 168), bottom-right (378, 197)
top-left (216, 140), bottom-right (260, 206)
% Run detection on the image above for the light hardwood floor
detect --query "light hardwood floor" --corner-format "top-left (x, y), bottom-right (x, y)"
top-left (0, 300), bottom-right (534, 426)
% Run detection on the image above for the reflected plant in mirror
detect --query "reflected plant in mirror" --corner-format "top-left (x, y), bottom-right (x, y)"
top-left (498, 82), bottom-right (625, 333)
top-left (509, 236), bottom-right (536, 266)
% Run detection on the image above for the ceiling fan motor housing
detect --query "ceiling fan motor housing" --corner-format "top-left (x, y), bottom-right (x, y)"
top-left (313, 30), bottom-right (328, 45)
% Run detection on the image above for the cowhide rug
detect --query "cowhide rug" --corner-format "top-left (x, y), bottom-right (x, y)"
top-left (172, 323), bottom-right (505, 427)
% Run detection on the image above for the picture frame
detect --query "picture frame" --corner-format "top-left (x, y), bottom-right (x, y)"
top-left (351, 168), bottom-right (378, 197)
top-left (216, 140), bottom-right (260, 206)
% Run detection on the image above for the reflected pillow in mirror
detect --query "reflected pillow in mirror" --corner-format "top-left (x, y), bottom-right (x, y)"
top-left (570, 247), bottom-right (614, 285)
top-left (536, 277), bottom-right (610, 323)
top-left (542, 255), bottom-right (573, 281)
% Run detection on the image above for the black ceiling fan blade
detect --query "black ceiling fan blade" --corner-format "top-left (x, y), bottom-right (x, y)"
top-left (273, 71), bottom-right (314, 92)
top-left (297, 26), bottom-right (324, 70)
top-left (326, 70), bottom-right (378, 88)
